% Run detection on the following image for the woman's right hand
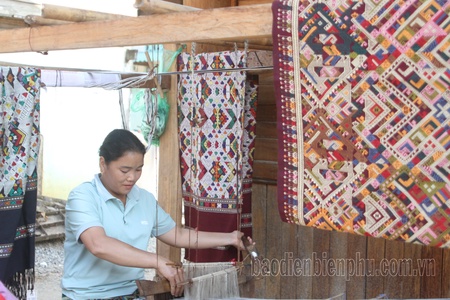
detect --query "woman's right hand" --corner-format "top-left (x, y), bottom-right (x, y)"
top-left (156, 257), bottom-right (185, 297)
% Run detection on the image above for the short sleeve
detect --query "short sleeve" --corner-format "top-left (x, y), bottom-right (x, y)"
top-left (151, 201), bottom-right (176, 237)
top-left (65, 184), bottom-right (104, 243)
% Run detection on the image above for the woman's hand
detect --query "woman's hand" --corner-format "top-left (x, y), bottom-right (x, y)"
top-left (229, 231), bottom-right (255, 251)
top-left (156, 257), bottom-right (185, 297)
top-left (228, 230), bottom-right (244, 250)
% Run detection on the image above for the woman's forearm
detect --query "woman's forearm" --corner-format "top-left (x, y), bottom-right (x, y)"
top-left (158, 227), bottom-right (243, 250)
top-left (80, 227), bottom-right (164, 269)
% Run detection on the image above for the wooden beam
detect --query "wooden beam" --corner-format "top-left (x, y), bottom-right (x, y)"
top-left (135, 0), bottom-right (200, 15)
top-left (24, 15), bottom-right (72, 26)
top-left (42, 4), bottom-right (130, 22)
top-left (0, 16), bottom-right (27, 29)
top-left (0, 4), bottom-right (272, 53)
top-left (183, 0), bottom-right (233, 9)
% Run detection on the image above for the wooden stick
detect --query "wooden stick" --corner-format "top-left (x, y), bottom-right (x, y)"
top-left (183, 0), bottom-right (233, 9)
top-left (145, 51), bottom-right (164, 98)
top-left (136, 279), bottom-right (171, 296)
top-left (0, 16), bottom-right (28, 29)
top-left (134, 0), bottom-right (200, 15)
top-left (42, 4), bottom-right (130, 22)
top-left (196, 39), bottom-right (273, 51)
top-left (24, 15), bottom-right (72, 26)
top-left (165, 262), bottom-right (183, 268)
top-left (135, 271), bottom-right (250, 296)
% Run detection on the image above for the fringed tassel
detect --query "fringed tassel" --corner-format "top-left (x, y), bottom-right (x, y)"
top-left (5, 269), bottom-right (34, 300)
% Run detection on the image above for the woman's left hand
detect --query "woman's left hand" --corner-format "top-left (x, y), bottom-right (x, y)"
top-left (230, 231), bottom-right (254, 251)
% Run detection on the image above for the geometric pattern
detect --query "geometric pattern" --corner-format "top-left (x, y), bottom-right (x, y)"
top-left (0, 66), bottom-right (40, 298)
top-left (177, 51), bottom-right (256, 262)
top-left (273, 0), bottom-right (450, 248)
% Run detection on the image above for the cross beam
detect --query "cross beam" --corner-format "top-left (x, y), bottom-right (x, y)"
top-left (1, 4), bottom-right (272, 53)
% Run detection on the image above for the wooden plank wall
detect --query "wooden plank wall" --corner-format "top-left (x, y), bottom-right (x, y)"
top-left (253, 72), bottom-right (278, 184)
top-left (243, 71), bottom-right (450, 299)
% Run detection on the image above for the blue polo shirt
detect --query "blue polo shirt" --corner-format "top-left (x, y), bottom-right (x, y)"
top-left (61, 174), bottom-right (175, 299)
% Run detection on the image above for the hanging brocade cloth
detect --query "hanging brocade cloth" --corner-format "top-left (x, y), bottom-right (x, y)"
top-left (178, 51), bottom-right (258, 262)
top-left (272, 0), bottom-right (450, 248)
top-left (0, 67), bottom-right (41, 299)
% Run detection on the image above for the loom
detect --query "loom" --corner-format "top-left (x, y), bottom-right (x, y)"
top-left (136, 236), bottom-right (259, 299)
top-left (133, 45), bottom-right (259, 299)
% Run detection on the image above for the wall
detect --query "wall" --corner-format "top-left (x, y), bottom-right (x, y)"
top-left (246, 70), bottom-right (450, 299)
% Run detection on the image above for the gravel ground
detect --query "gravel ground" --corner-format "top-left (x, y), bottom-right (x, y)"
top-left (35, 240), bottom-right (64, 299)
top-left (34, 238), bottom-right (158, 299)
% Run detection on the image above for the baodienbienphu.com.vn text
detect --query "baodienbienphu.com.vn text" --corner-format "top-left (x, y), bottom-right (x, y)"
top-left (251, 252), bottom-right (435, 281)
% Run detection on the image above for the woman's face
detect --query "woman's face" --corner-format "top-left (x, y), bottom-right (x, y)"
top-left (99, 151), bottom-right (144, 202)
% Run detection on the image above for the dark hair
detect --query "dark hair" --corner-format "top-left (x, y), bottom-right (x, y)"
top-left (99, 129), bottom-right (146, 163)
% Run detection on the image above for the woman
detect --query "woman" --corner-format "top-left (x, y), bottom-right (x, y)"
top-left (61, 129), bottom-right (246, 299)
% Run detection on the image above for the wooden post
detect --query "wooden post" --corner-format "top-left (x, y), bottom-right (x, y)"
top-left (156, 44), bottom-right (183, 263)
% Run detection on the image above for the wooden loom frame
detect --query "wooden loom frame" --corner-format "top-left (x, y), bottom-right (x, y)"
top-left (135, 43), bottom-right (262, 298)
top-left (1, 2), bottom-right (273, 297)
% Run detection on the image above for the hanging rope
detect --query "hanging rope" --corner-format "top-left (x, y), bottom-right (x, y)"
top-left (118, 89), bottom-right (129, 130)
top-left (86, 68), bottom-right (158, 90)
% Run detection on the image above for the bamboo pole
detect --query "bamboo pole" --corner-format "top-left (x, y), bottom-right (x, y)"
top-left (135, 0), bottom-right (200, 15)
top-left (41, 4), bottom-right (131, 22)
top-left (0, 16), bottom-right (28, 29)
top-left (0, 4), bottom-right (272, 54)
top-left (24, 15), bottom-right (72, 26)
top-left (183, 0), bottom-right (233, 9)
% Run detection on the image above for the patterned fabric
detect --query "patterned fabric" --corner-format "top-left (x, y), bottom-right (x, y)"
top-left (178, 51), bottom-right (257, 262)
top-left (0, 67), bottom-right (40, 298)
top-left (273, 0), bottom-right (450, 248)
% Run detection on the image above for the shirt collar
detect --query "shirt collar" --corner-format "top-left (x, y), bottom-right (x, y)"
top-left (93, 173), bottom-right (139, 203)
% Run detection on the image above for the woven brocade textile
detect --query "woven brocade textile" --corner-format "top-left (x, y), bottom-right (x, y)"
top-left (0, 67), bottom-right (41, 298)
top-left (273, 0), bottom-right (450, 247)
top-left (178, 51), bottom-right (257, 262)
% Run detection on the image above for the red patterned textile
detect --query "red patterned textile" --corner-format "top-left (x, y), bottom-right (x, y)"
top-left (273, 0), bottom-right (450, 247)
top-left (177, 51), bottom-right (257, 262)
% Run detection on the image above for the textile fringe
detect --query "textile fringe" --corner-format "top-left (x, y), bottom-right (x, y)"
top-left (5, 268), bottom-right (34, 300)
top-left (183, 262), bottom-right (239, 299)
